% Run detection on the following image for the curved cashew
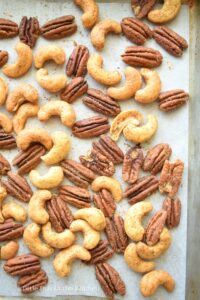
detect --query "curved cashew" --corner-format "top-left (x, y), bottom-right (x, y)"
top-left (28, 190), bottom-right (52, 225)
top-left (3, 42), bottom-right (32, 78)
top-left (148, 0), bottom-right (181, 24)
top-left (2, 201), bottom-right (27, 223)
top-left (0, 241), bottom-right (19, 260)
top-left (87, 53), bottom-right (121, 86)
top-left (107, 67), bottom-right (142, 101)
top-left (91, 19), bottom-right (122, 50)
top-left (124, 243), bottom-right (155, 273)
top-left (36, 68), bottom-right (67, 93)
top-left (91, 176), bottom-right (122, 202)
top-left (16, 128), bottom-right (53, 151)
top-left (0, 77), bottom-right (8, 105)
top-left (34, 45), bottom-right (66, 68)
top-left (74, 207), bottom-right (106, 231)
top-left (140, 270), bottom-right (175, 297)
top-left (13, 103), bottom-right (39, 134)
top-left (29, 166), bottom-right (64, 189)
top-left (0, 112), bottom-right (12, 133)
top-left (0, 186), bottom-right (7, 223)
top-left (74, 0), bottom-right (99, 29)
top-left (42, 222), bottom-right (76, 249)
top-left (38, 100), bottom-right (76, 128)
top-left (135, 69), bottom-right (161, 104)
top-left (70, 219), bottom-right (100, 250)
top-left (6, 83), bottom-right (39, 112)
top-left (23, 223), bottom-right (54, 257)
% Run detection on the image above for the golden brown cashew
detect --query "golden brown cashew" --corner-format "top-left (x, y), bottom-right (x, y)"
top-left (53, 244), bottom-right (91, 277)
top-left (70, 219), bottom-right (100, 250)
top-left (2, 201), bottom-right (27, 223)
top-left (0, 77), bottom-right (8, 105)
top-left (3, 42), bottom-right (32, 78)
top-left (148, 0), bottom-right (181, 24)
top-left (16, 128), bottom-right (53, 150)
top-left (74, 207), bottom-right (106, 231)
top-left (34, 45), bottom-right (66, 68)
top-left (0, 186), bottom-right (7, 223)
top-left (29, 167), bottom-right (64, 189)
top-left (0, 113), bottom-right (12, 133)
top-left (13, 103), bottom-right (39, 134)
top-left (36, 68), bottom-right (67, 93)
top-left (74, 0), bottom-right (99, 29)
top-left (6, 83), bottom-right (39, 112)
top-left (0, 241), bottom-right (19, 260)
top-left (140, 270), bottom-right (175, 297)
top-left (91, 176), bottom-right (122, 202)
top-left (87, 53), bottom-right (122, 86)
top-left (38, 100), bottom-right (76, 128)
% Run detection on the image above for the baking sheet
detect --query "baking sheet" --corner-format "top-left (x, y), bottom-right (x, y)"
top-left (0, 1), bottom-right (189, 299)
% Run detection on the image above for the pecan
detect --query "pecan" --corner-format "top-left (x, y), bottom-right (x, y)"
top-left (93, 189), bottom-right (116, 218)
top-left (19, 16), bottom-right (40, 48)
top-left (46, 195), bottom-right (73, 233)
top-left (66, 45), bottom-right (89, 77)
top-left (59, 185), bottom-right (91, 208)
top-left (159, 89), bottom-right (189, 112)
top-left (18, 269), bottom-right (48, 294)
top-left (143, 143), bottom-right (172, 175)
top-left (86, 240), bottom-right (114, 265)
top-left (131, 0), bottom-right (157, 19)
top-left (0, 129), bottom-right (16, 149)
top-left (60, 159), bottom-right (96, 188)
top-left (95, 263), bottom-right (126, 299)
top-left (0, 50), bottom-right (8, 67)
top-left (145, 210), bottom-right (167, 246)
top-left (0, 18), bottom-right (19, 38)
top-left (83, 88), bottom-right (121, 117)
top-left (153, 26), bottom-right (188, 57)
top-left (4, 254), bottom-right (41, 276)
top-left (159, 160), bottom-right (184, 197)
top-left (124, 175), bottom-right (159, 205)
top-left (121, 46), bottom-right (163, 68)
top-left (12, 144), bottom-right (46, 175)
top-left (41, 15), bottom-right (77, 39)
top-left (0, 218), bottom-right (24, 242)
top-left (122, 147), bottom-right (144, 184)
top-left (60, 77), bottom-right (88, 103)
top-left (121, 17), bottom-right (152, 45)
top-left (72, 116), bottom-right (110, 139)
top-left (0, 153), bottom-right (10, 175)
top-left (105, 215), bottom-right (129, 253)
top-left (2, 171), bottom-right (33, 202)
top-left (163, 197), bottom-right (181, 229)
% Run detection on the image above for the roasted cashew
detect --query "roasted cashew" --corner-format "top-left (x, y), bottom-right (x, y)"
top-left (0, 112), bottom-right (12, 133)
top-left (0, 77), bottom-right (8, 105)
top-left (36, 68), bottom-right (67, 93)
top-left (74, 207), bottom-right (106, 231)
top-left (148, 0), bottom-right (181, 24)
top-left (13, 103), bottom-right (39, 134)
top-left (87, 53), bottom-right (122, 86)
top-left (74, 0), bottom-right (99, 29)
top-left (16, 128), bottom-right (53, 150)
top-left (0, 241), bottom-right (19, 260)
top-left (91, 176), bottom-right (122, 202)
top-left (34, 45), bottom-right (66, 68)
top-left (124, 243), bottom-right (155, 273)
top-left (3, 42), bottom-right (32, 78)
top-left (140, 270), bottom-right (175, 297)
top-left (0, 186), bottom-right (7, 223)
top-left (135, 69), bottom-right (161, 104)
top-left (53, 244), bottom-right (91, 277)
top-left (6, 83), bottom-right (39, 112)
top-left (29, 166), bottom-right (64, 189)
top-left (38, 100), bottom-right (76, 128)
top-left (2, 201), bottom-right (27, 223)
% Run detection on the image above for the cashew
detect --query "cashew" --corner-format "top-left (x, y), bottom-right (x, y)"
top-left (148, 0), bottom-right (181, 24)
top-left (91, 176), bottom-right (122, 202)
top-left (36, 68), bottom-right (67, 93)
top-left (140, 270), bottom-right (175, 297)
top-left (38, 101), bottom-right (76, 128)
top-left (0, 77), bottom-right (8, 105)
top-left (6, 83), bottom-right (39, 112)
top-left (23, 223), bottom-right (54, 257)
top-left (53, 244), bottom-right (91, 277)
top-left (3, 42), bottom-right (32, 78)
top-left (91, 19), bottom-right (122, 50)
top-left (13, 103), bottom-right (39, 134)
top-left (87, 53), bottom-right (121, 86)
top-left (0, 112), bottom-right (12, 133)
top-left (124, 202), bottom-right (153, 242)
top-left (74, 0), bottom-right (99, 29)
top-left (29, 166), bottom-right (64, 189)
top-left (0, 186), bottom-right (7, 223)
top-left (42, 222), bottom-right (75, 249)
top-left (28, 190), bottom-right (51, 225)
top-left (16, 128), bottom-right (53, 151)
top-left (135, 69), bottom-right (161, 104)
top-left (2, 201), bottom-right (27, 223)
top-left (107, 67), bottom-right (142, 101)
top-left (124, 243), bottom-right (155, 273)
top-left (74, 207), bottom-right (106, 231)
top-left (34, 45), bottom-right (66, 68)
top-left (0, 241), bottom-right (19, 260)
top-left (70, 219), bottom-right (100, 250)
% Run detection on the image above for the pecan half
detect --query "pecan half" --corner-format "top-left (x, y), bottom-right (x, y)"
top-left (59, 185), bottom-right (91, 208)
top-left (95, 263), bottom-right (126, 299)
top-left (143, 143), bottom-right (172, 175)
top-left (122, 147), bottom-right (144, 184)
top-left (131, 0), bottom-right (157, 19)
top-left (19, 16), bottom-right (40, 48)
top-left (18, 269), bottom-right (48, 294)
top-left (66, 45), bottom-right (89, 77)
top-left (60, 159), bottom-right (96, 188)
top-left (121, 46), bottom-right (163, 68)
top-left (60, 77), bottom-right (88, 103)
top-left (86, 240), bottom-right (114, 265)
top-left (93, 189), bottom-right (116, 218)
top-left (41, 15), bottom-right (77, 39)
top-left (124, 175), bottom-right (159, 205)
top-left (0, 50), bottom-right (8, 67)
top-left (2, 171), bottom-right (33, 202)
top-left (163, 197), bottom-right (181, 229)
top-left (145, 210), bottom-right (167, 246)
top-left (4, 254), bottom-right (41, 276)
top-left (0, 218), bottom-right (24, 242)
top-left (72, 116), bottom-right (110, 139)
top-left (159, 160), bottom-right (184, 197)
top-left (83, 88), bottom-right (121, 117)
top-left (159, 89), bottom-right (189, 112)
top-left (0, 18), bottom-right (19, 38)
top-left (0, 153), bottom-right (10, 175)
top-left (0, 129), bottom-right (16, 149)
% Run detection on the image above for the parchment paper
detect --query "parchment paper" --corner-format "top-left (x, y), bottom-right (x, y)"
top-left (0, 1), bottom-right (189, 299)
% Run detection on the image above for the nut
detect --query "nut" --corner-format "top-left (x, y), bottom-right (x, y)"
top-left (0, 77), bottom-right (8, 105)
top-left (36, 68), bottom-right (67, 93)
top-left (93, 189), bottom-right (116, 218)
top-left (0, 50), bottom-right (9, 67)
top-left (145, 210), bottom-right (167, 246)
top-left (59, 185), bottom-right (91, 208)
top-left (17, 269), bottom-right (48, 294)
top-left (0, 218), bottom-right (24, 242)
top-left (19, 16), bottom-right (40, 48)
top-left (0, 129), bottom-right (16, 149)
top-left (0, 186), bottom-right (7, 223)
top-left (4, 254), bottom-right (41, 276)
top-left (0, 241), bottom-right (19, 260)
top-left (2, 201), bottom-right (27, 223)
top-left (159, 89), bottom-right (189, 112)
top-left (0, 154), bottom-right (10, 176)
top-left (0, 112), bottom-right (12, 133)
top-left (66, 45), bottom-right (89, 77)
top-left (60, 77), bottom-right (88, 103)
top-left (162, 197), bottom-right (181, 228)
top-left (74, 0), bottom-right (99, 29)
top-left (122, 147), bottom-right (144, 184)
top-left (148, 0), bottom-right (181, 24)
top-left (0, 18), bottom-right (19, 38)
top-left (13, 103), bottom-right (39, 134)
top-left (131, 0), bottom-right (157, 19)
top-left (29, 166), bottom-right (64, 189)
top-left (74, 207), bottom-right (106, 231)
top-left (34, 45), bottom-right (66, 68)
top-left (86, 240), bottom-right (114, 265)
top-left (91, 176), bottom-right (122, 202)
